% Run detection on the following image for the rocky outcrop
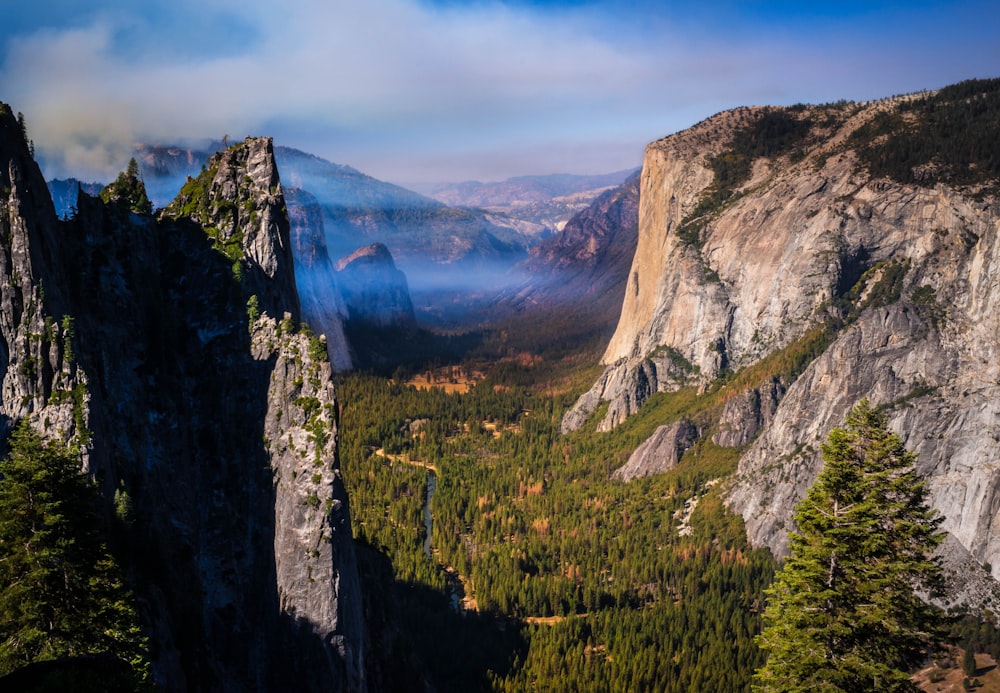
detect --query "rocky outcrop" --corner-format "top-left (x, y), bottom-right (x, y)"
top-left (0, 104), bottom-right (89, 453)
top-left (164, 137), bottom-right (300, 321)
top-left (612, 419), bottom-right (698, 481)
top-left (0, 111), bottom-right (365, 691)
top-left (568, 83), bottom-right (1000, 599)
top-left (712, 379), bottom-right (784, 448)
top-left (286, 187), bottom-right (353, 371)
top-left (335, 243), bottom-right (416, 329)
top-left (252, 313), bottom-right (364, 689)
top-left (561, 347), bottom-right (697, 433)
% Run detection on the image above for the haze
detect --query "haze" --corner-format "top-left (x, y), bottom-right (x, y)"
top-left (2, 0), bottom-right (998, 187)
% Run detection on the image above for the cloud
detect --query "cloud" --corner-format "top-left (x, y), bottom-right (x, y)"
top-left (2, 0), bottom-right (998, 184)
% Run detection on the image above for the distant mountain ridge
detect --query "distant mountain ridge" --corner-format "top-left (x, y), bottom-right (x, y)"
top-left (430, 169), bottom-right (639, 237)
top-left (429, 170), bottom-right (638, 207)
top-left (46, 178), bottom-right (102, 218)
top-left (273, 146), bottom-right (532, 296)
top-left (482, 172), bottom-right (641, 356)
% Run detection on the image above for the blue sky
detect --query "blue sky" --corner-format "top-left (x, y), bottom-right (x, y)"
top-left (1, 0), bottom-right (997, 187)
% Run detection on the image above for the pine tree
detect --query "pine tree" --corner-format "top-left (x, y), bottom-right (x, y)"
top-left (99, 157), bottom-right (152, 215)
top-left (962, 646), bottom-right (977, 676)
top-left (754, 400), bottom-right (945, 692)
top-left (0, 423), bottom-right (148, 683)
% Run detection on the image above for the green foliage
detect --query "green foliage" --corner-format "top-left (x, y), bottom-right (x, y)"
top-left (171, 168), bottom-right (217, 220)
top-left (339, 372), bottom-right (774, 692)
top-left (308, 333), bottom-right (327, 362)
top-left (61, 315), bottom-right (75, 365)
top-left (245, 294), bottom-right (260, 327)
top-left (677, 108), bottom-right (812, 249)
top-left (15, 112), bottom-right (34, 157)
top-left (963, 646), bottom-right (977, 676)
top-left (99, 159), bottom-right (152, 215)
top-left (650, 344), bottom-right (700, 377)
top-left (0, 423), bottom-right (148, 685)
top-left (861, 260), bottom-right (909, 310)
top-left (852, 78), bottom-right (1000, 191)
top-left (161, 163), bottom-right (249, 267)
top-left (754, 400), bottom-right (946, 692)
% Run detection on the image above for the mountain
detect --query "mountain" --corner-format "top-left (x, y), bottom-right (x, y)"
top-left (564, 79), bottom-right (1000, 608)
top-left (133, 141), bottom-right (223, 206)
top-left (0, 106), bottom-right (365, 690)
top-left (476, 172), bottom-right (641, 360)
top-left (334, 243), bottom-right (416, 329)
top-left (46, 177), bottom-right (103, 218)
top-left (429, 169), bottom-right (638, 237)
top-left (273, 146), bottom-right (531, 299)
top-left (286, 186), bottom-right (353, 371)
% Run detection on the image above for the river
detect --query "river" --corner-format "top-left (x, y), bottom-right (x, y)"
top-left (423, 470), bottom-right (436, 558)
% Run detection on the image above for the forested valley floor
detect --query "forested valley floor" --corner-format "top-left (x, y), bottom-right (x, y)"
top-left (340, 321), bottom-right (1000, 692)
top-left (340, 330), bottom-right (775, 693)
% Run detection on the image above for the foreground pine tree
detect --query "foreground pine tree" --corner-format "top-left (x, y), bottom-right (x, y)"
top-left (754, 400), bottom-right (945, 692)
top-left (0, 423), bottom-right (148, 686)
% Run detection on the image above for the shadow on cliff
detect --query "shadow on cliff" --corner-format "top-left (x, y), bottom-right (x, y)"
top-left (357, 542), bottom-right (525, 693)
top-left (51, 201), bottom-right (348, 689)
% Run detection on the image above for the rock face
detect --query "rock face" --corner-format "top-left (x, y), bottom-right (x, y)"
top-left (712, 379), bottom-right (784, 448)
top-left (334, 243), bottom-right (416, 329)
top-left (286, 187), bottom-right (353, 371)
top-left (0, 109), bottom-right (365, 691)
top-left (567, 82), bottom-right (1000, 599)
top-left (484, 172), bottom-right (640, 357)
top-left (612, 419), bottom-right (698, 481)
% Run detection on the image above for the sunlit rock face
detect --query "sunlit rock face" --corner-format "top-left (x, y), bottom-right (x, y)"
top-left (567, 88), bottom-right (1000, 608)
top-left (0, 111), bottom-right (366, 691)
top-left (612, 419), bottom-right (698, 482)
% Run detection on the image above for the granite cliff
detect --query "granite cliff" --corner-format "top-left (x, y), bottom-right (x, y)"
top-left (286, 186), bottom-right (353, 371)
top-left (564, 79), bottom-right (1000, 605)
top-left (334, 243), bottom-right (416, 330)
top-left (0, 105), bottom-right (365, 690)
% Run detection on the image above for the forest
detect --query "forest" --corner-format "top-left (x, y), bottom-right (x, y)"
top-left (339, 369), bottom-right (775, 691)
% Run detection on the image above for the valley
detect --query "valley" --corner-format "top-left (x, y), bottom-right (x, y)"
top-left (3, 76), bottom-right (1000, 692)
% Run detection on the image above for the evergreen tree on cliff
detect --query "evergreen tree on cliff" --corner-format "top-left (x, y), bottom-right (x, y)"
top-left (0, 423), bottom-right (148, 686)
top-left (754, 400), bottom-right (945, 692)
top-left (99, 157), bottom-right (152, 215)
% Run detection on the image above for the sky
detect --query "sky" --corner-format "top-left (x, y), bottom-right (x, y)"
top-left (1, 0), bottom-right (998, 188)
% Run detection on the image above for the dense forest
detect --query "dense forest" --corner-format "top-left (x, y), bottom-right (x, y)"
top-left (339, 367), bottom-right (776, 691)
top-left (340, 355), bottom-right (1000, 692)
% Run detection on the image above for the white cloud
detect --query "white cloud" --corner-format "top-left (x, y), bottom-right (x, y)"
top-left (2, 0), bottom-right (997, 184)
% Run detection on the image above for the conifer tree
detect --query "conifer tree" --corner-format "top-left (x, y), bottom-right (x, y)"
top-left (0, 423), bottom-right (148, 683)
top-left (754, 400), bottom-right (945, 692)
top-left (99, 157), bottom-right (152, 215)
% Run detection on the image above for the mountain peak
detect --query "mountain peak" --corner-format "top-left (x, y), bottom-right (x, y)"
top-left (334, 242), bottom-right (395, 271)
